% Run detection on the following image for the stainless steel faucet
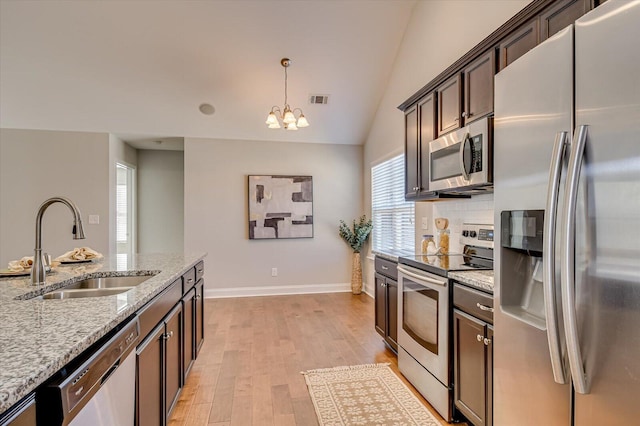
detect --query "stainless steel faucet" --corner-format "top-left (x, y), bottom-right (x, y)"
top-left (32, 196), bottom-right (86, 285)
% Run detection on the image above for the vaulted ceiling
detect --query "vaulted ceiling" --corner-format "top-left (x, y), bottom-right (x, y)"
top-left (0, 1), bottom-right (416, 146)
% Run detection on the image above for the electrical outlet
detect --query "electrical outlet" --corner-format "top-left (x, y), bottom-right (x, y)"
top-left (271, 267), bottom-right (278, 277)
top-left (421, 217), bottom-right (430, 230)
top-left (88, 215), bottom-right (100, 225)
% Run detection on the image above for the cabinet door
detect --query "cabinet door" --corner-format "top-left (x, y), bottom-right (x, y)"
top-left (136, 324), bottom-right (165, 426)
top-left (486, 325), bottom-right (494, 426)
top-left (454, 310), bottom-right (487, 426)
top-left (404, 105), bottom-right (419, 198)
top-left (463, 51), bottom-right (495, 124)
top-left (386, 278), bottom-right (398, 352)
top-left (437, 74), bottom-right (462, 136)
top-left (165, 304), bottom-right (183, 419)
top-left (195, 279), bottom-right (205, 355)
top-left (499, 19), bottom-right (539, 70)
top-left (540, 0), bottom-right (590, 41)
top-left (182, 288), bottom-right (196, 381)
top-left (418, 93), bottom-right (435, 195)
top-left (374, 273), bottom-right (386, 338)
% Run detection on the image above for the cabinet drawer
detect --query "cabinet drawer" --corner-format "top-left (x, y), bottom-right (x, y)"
top-left (138, 279), bottom-right (182, 339)
top-left (374, 257), bottom-right (397, 281)
top-left (454, 283), bottom-right (493, 324)
top-left (195, 261), bottom-right (205, 282)
top-left (182, 268), bottom-right (196, 294)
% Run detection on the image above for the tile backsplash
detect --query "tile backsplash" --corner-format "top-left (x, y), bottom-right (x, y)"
top-left (415, 193), bottom-right (494, 253)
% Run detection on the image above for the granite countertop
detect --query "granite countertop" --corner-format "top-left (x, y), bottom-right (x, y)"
top-left (372, 249), bottom-right (415, 262)
top-left (448, 270), bottom-right (494, 293)
top-left (0, 252), bottom-right (206, 414)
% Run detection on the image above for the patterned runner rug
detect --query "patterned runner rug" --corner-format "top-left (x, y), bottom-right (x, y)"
top-left (302, 363), bottom-right (443, 426)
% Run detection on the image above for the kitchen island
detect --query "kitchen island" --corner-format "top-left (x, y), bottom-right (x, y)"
top-left (0, 252), bottom-right (206, 416)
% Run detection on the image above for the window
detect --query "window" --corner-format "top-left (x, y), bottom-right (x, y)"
top-left (116, 163), bottom-right (136, 265)
top-left (371, 154), bottom-right (415, 252)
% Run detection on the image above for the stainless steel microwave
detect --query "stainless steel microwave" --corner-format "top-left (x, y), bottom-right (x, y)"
top-left (428, 116), bottom-right (492, 192)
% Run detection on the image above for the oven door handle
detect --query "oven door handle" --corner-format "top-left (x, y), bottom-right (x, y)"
top-left (397, 265), bottom-right (446, 287)
top-left (459, 132), bottom-right (471, 181)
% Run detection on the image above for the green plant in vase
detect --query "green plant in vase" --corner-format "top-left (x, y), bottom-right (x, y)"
top-left (339, 215), bottom-right (373, 294)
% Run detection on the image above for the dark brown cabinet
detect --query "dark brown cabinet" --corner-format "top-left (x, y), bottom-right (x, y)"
top-left (404, 105), bottom-right (419, 198)
top-left (374, 257), bottom-right (398, 352)
top-left (453, 283), bottom-right (494, 426)
top-left (463, 51), bottom-right (495, 123)
top-left (437, 75), bottom-right (462, 135)
top-left (136, 305), bottom-right (183, 426)
top-left (540, 0), bottom-right (590, 40)
top-left (136, 263), bottom-right (205, 426)
top-left (405, 93), bottom-right (437, 200)
top-left (499, 19), bottom-right (539, 70)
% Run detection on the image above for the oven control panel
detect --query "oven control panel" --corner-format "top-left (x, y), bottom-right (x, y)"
top-left (460, 223), bottom-right (494, 248)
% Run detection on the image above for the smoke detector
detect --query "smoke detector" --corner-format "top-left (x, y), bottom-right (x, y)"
top-left (309, 94), bottom-right (329, 105)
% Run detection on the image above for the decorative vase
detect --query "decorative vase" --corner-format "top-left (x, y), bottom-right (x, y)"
top-left (351, 252), bottom-right (363, 295)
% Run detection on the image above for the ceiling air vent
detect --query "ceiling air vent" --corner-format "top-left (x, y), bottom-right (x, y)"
top-left (309, 94), bottom-right (329, 105)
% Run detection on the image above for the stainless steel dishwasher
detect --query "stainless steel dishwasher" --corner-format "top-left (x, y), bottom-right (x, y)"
top-left (36, 316), bottom-right (139, 426)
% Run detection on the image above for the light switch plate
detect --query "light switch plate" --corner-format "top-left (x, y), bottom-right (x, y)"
top-left (88, 215), bottom-right (100, 225)
top-left (421, 217), bottom-right (430, 230)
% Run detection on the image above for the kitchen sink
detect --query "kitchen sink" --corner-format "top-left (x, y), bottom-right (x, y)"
top-left (63, 275), bottom-right (153, 290)
top-left (34, 273), bottom-right (157, 300)
top-left (41, 287), bottom-right (134, 299)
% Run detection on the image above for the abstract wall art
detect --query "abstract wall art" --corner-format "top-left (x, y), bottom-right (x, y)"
top-left (248, 175), bottom-right (313, 239)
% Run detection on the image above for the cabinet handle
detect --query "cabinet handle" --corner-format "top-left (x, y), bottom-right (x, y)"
top-left (194, 294), bottom-right (202, 300)
top-left (476, 303), bottom-right (494, 313)
top-left (462, 111), bottom-right (467, 118)
top-left (380, 282), bottom-right (386, 288)
top-left (197, 269), bottom-right (203, 273)
top-left (477, 334), bottom-right (483, 342)
top-left (188, 278), bottom-right (194, 284)
top-left (163, 331), bottom-right (174, 340)
top-left (484, 338), bottom-right (492, 346)
top-left (381, 266), bottom-right (389, 270)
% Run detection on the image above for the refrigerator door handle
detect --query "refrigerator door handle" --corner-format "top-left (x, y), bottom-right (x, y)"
top-left (561, 125), bottom-right (590, 394)
top-left (544, 131), bottom-right (569, 384)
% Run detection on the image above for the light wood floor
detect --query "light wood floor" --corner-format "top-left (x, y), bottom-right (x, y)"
top-left (169, 292), bottom-right (447, 425)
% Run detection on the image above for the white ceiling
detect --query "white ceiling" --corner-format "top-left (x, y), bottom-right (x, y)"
top-left (0, 0), bottom-right (416, 146)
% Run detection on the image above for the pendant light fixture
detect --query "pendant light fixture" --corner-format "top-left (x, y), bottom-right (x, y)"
top-left (265, 58), bottom-right (309, 130)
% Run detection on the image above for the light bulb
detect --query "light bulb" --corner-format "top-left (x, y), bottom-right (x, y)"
top-left (283, 110), bottom-right (296, 124)
top-left (265, 112), bottom-right (278, 125)
top-left (286, 122), bottom-right (298, 130)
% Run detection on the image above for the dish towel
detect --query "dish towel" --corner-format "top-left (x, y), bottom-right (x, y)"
top-left (7, 256), bottom-right (33, 272)
top-left (55, 247), bottom-right (104, 262)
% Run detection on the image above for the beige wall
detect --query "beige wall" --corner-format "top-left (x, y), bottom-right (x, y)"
top-left (0, 128), bottom-right (111, 265)
top-left (137, 150), bottom-right (184, 254)
top-left (363, 0), bottom-right (530, 290)
top-left (184, 137), bottom-right (363, 297)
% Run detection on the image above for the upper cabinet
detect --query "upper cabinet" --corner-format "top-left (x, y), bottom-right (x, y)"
top-left (437, 75), bottom-right (462, 135)
top-left (463, 50), bottom-right (495, 124)
top-left (405, 94), bottom-right (436, 200)
top-left (404, 105), bottom-right (419, 199)
top-left (499, 19), bottom-right (539, 71)
top-left (540, 0), bottom-right (591, 41)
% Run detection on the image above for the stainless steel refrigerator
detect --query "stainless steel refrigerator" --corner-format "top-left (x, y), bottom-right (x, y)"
top-left (493, 0), bottom-right (640, 424)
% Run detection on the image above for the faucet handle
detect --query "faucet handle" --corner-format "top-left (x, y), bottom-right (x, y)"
top-left (43, 253), bottom-right (51, 267)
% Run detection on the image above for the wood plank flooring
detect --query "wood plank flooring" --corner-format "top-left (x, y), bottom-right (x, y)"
top-left (169, 292), bottom-right (447, 426)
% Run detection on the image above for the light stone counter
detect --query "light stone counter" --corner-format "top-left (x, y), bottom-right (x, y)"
top-left (0, 252), bottom-right (206, 414)
top-left (448, 270), bottom-right (494, 293)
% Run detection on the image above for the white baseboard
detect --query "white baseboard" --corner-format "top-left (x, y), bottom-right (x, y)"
top-left (204, 282), bottom-right (353, 299)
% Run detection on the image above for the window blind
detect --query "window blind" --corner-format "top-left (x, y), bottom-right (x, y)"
top-left (371, 154), bottom-right (415, 252)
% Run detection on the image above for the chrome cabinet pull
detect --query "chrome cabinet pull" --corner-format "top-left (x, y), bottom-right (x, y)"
top-left (381, 265), bottom-right (389, 270)
top-left (194, 294), bottom-right (202, 300)
top-left (163, 331), bottom-right (174, 340)
top-left (483, 338), bottom-right (492, 346)
top-left (462, 111), bottom-right (467, 118)
top-left (477, 334), bottom-right (483, 342)
top-left (544, 131), bottom-right (569, 384)
top-left (476, 303), bottom-right (494, 313)
top-left (561, 125), bottom-right (589, 394)
top-left (188, 278), bottom-right (194, 283)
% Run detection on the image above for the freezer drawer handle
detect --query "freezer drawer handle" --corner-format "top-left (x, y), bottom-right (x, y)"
top-left (544, 131), bottom-right (570, 385)
top-left (561, 125), bottom-right (590, 394)
top-left (476, 303), bottom-right (494, 313)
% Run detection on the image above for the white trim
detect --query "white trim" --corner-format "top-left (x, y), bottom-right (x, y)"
top-left (204, 282), bottom-right (352, 299)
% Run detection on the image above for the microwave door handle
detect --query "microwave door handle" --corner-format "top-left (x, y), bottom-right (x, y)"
top-left (459, 132), bottom-right (471, 180)
top-left (561, 125), bottom-right (590, 394)
top-left (543, 131), bottom-right (569, 384)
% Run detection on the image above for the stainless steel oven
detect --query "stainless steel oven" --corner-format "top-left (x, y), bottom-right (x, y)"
top-left (397, 264), bottom-right (451, 421)
top-left (428, 116), bottom-right (492, 192)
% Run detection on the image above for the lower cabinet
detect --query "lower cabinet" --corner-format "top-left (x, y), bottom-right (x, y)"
top-left (136, 261), bottom-right (205, 426)
top-left (374, 257), bottom-right (398, 352)
top-left (453, 309), bottom-right (493, 426)
top-left (136, 304), bottom-right (183, 426)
